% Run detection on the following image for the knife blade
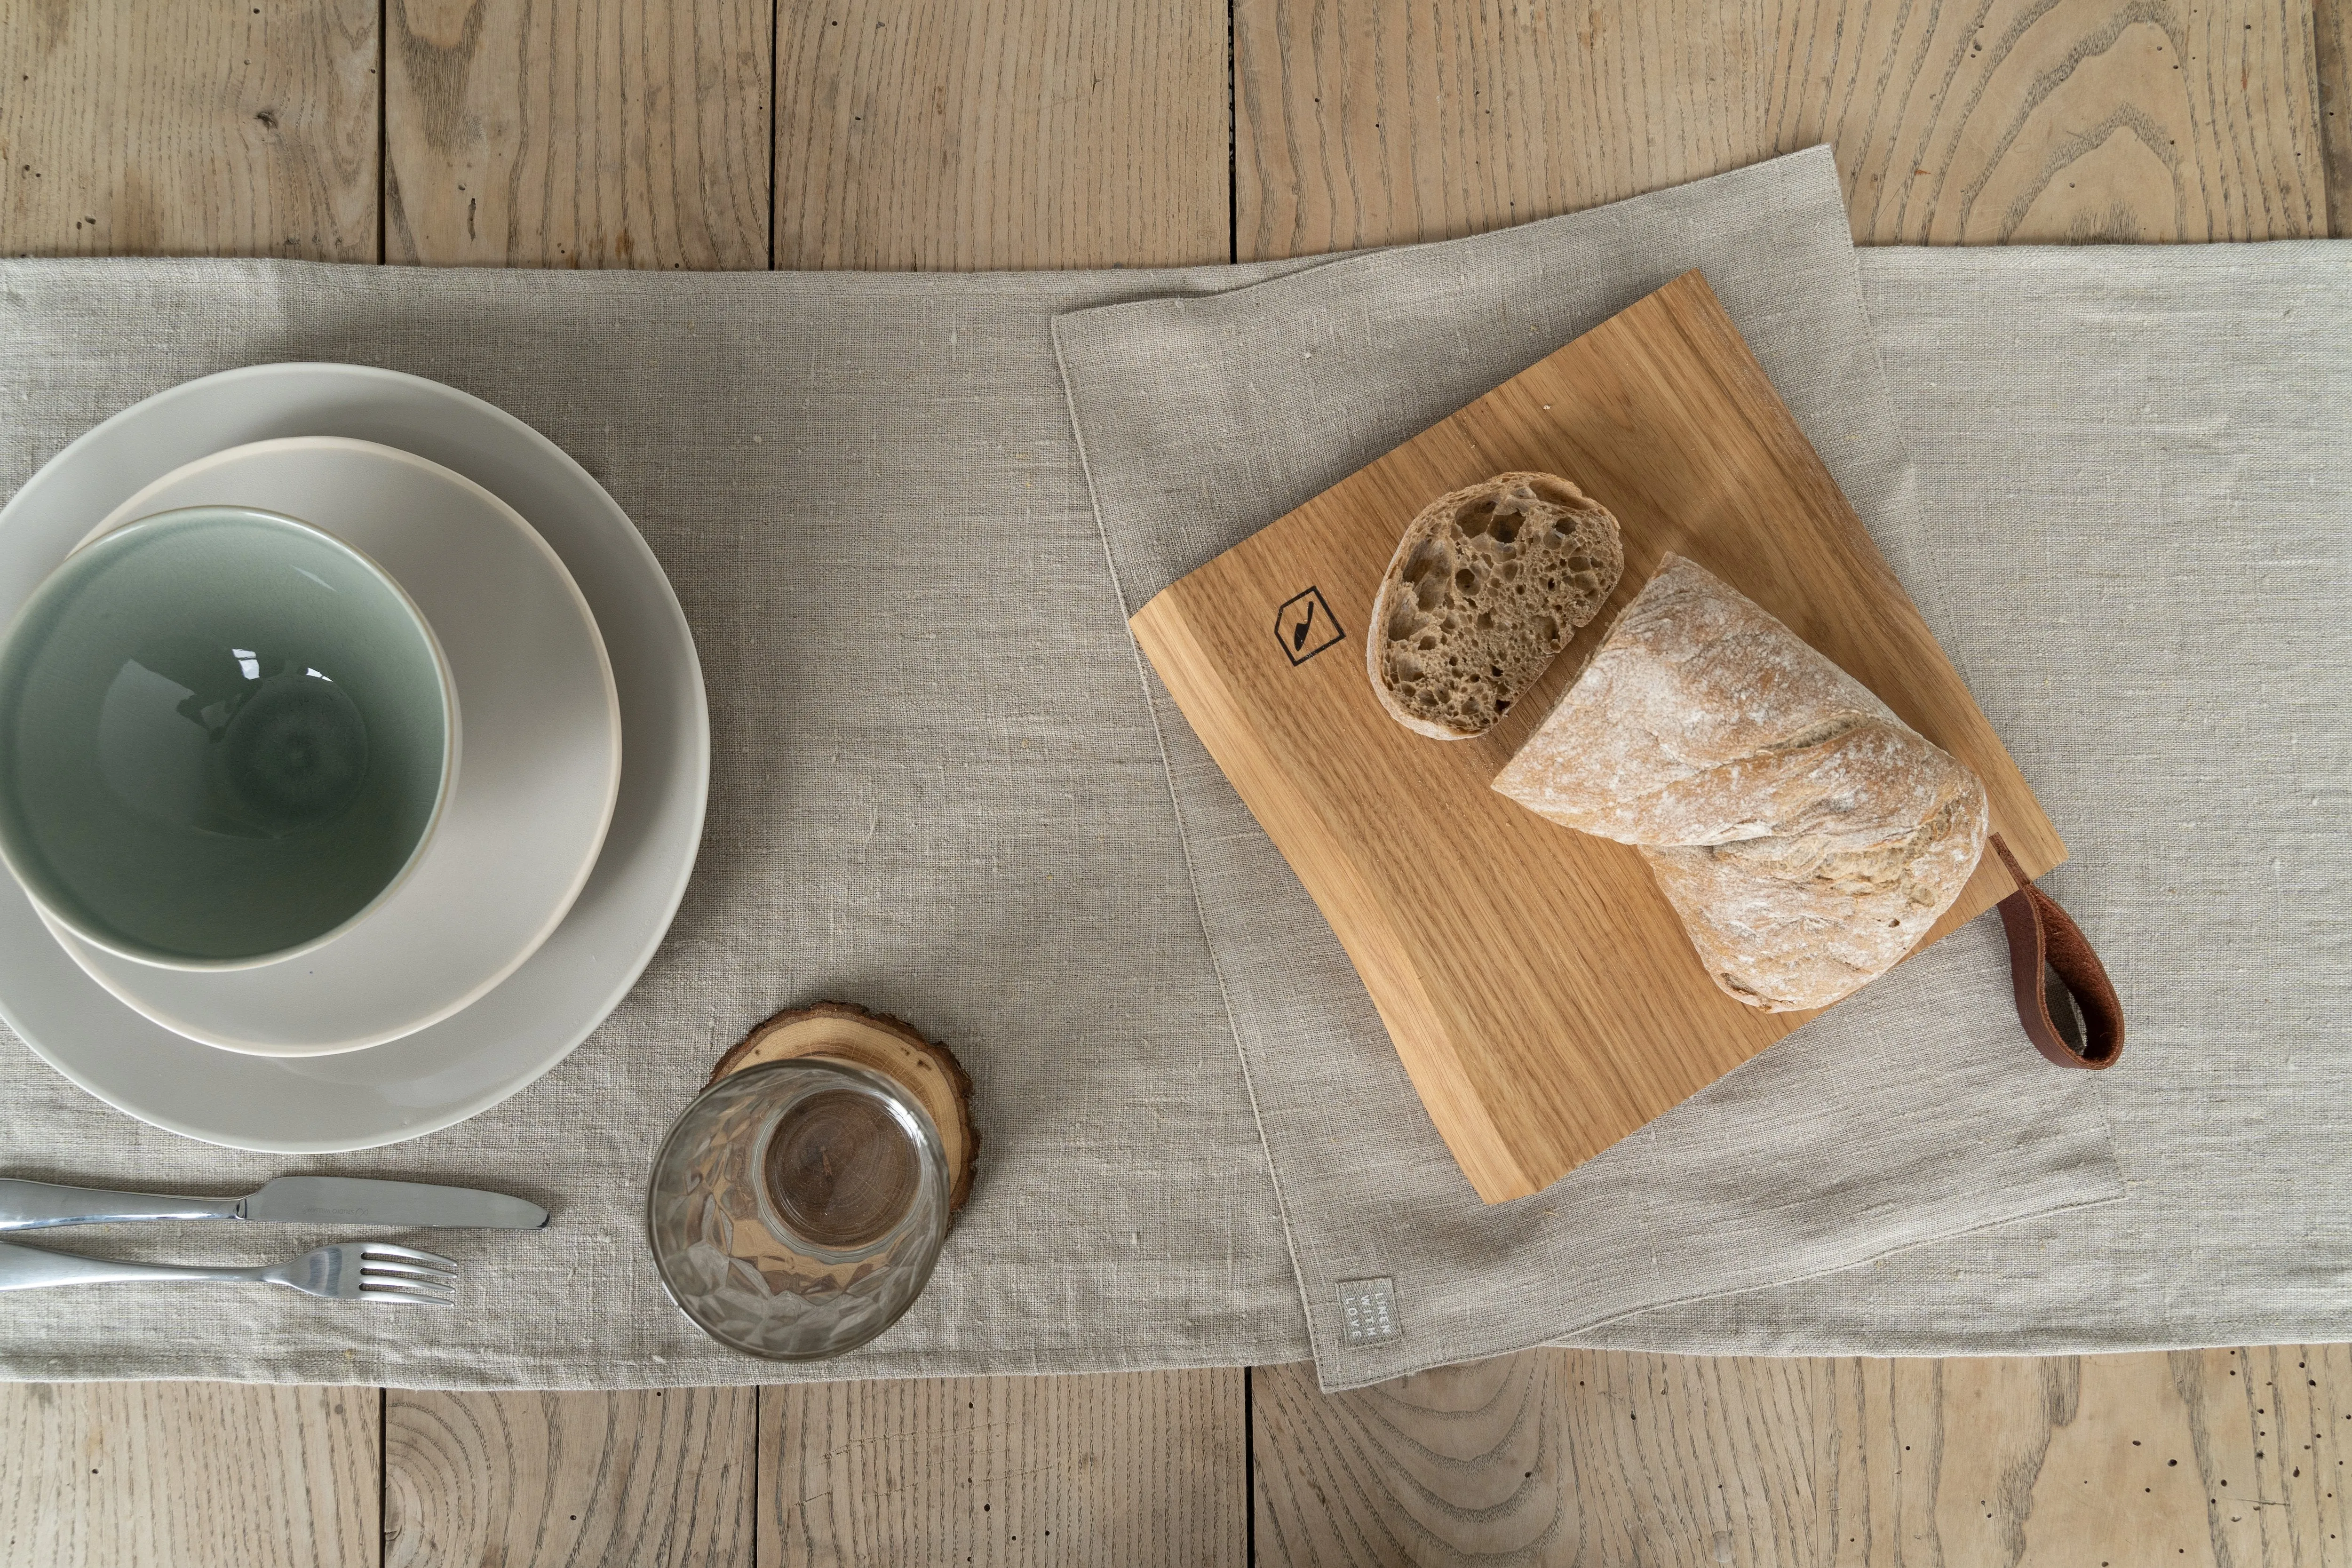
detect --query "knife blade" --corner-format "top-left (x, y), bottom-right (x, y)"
top-left (0, 1177), bottom-right (549, 1231)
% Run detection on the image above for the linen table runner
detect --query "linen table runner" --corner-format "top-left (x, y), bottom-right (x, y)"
top-left (7, 156), bottom-right (2335, 1389)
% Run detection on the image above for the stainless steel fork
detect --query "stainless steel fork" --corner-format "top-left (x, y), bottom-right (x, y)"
top-left (0, 1239), bottom-right (457, 1303)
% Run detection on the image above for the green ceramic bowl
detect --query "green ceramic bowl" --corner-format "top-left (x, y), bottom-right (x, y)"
top-left (0, 506), bottom-right (456, 970)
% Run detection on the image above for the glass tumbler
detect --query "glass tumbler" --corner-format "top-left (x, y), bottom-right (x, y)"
top-left (646, 1057), bottom-right (951, 1360)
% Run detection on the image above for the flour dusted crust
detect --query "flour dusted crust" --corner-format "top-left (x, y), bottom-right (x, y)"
top-left (1367, 472), bottom-right (1623, 740)
top-left (1491, 554), bottom-right (1988, 1011)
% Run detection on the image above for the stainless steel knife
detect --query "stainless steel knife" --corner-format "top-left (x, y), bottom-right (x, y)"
top-left (0, 1177), bottom-right (548, 1231)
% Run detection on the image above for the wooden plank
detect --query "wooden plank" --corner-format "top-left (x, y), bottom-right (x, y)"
top-left (0, 1381), bottom-right (378, 1568)
top-left (1233, 0), bottom-right (2328, 257)
top-left (1257, 1345), bottom-right (2352, 1565)
top-left (2320, 0), bottom-right (2352, 235)
top-left (761, 1369), bottom-right (1246, 1567)
top-left (1253, 1352), bottom-right (1827, 1564)
top-left (0, 0), bottom-right (379, 260)
top-left (774, 0), bottom-right (1228, 269)
top-left (383, 1387), bottom-right (755, 1567)
top-left (1132, 271), bottom-right (2060, 1202)
top-left (386, 0), bottom-right (770, 268)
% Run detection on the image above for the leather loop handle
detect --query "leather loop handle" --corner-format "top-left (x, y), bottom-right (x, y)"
top-left (1988, 833), bottom-right (2124, 1070)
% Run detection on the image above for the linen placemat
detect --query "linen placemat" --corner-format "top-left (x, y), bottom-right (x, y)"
top-left (1056, 147), bottom-right (2125, 1389)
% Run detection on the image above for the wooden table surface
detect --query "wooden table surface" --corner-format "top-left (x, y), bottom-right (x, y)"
top-left (1, 1), bottom-right (2345, 1562)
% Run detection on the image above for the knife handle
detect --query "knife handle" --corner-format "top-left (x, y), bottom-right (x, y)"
top-left (0, 1180), bottom-right (241, 1229)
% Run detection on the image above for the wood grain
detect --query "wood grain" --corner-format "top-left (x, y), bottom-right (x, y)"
top-left (761, 1369), bottom-right (1246, 1566)
top-left (384, 1387), bottom-right (755, 1567)
top-left (386, 0), bottom-right (770, 268)
top-left (773, 0), bottom-right (1228, 269)
top-left (1257, 1345), bottom-right (2352, 1566)
top-left (1234, 0), bottom-right (2329, 257)
top-left (2320, 0), bottom-right (2352, 235)
top-left (1254, 1351), bottom-right (1825, 1564)
top-left (0, 1381), bottom-right (378, 1568)
top-left (1132, 271), bottom-right (2061, 1202)
top-left (0, 0), bottom-right (378, 260)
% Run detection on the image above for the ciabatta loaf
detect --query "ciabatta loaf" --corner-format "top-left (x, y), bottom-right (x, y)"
top-left (1368, 472), bottom-right (1623, 740)
top-left (1492, 555), bottom-right (1987, 1011)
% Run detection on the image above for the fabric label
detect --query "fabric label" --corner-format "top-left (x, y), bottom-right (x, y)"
top-left (1337, 1277), bottom-right (1400, 1344)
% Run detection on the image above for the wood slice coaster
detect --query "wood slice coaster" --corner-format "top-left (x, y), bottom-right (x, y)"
top-left (708, 1002), bottom-right (978, 1214)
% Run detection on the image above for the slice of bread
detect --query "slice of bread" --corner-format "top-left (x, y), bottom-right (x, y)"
top-left (1367, 472), bottom-right (1624, 740)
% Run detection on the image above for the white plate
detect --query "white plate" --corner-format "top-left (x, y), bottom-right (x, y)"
top-left (38, 437), bottom-right (622, 1055)
top-left (0, 366), bottom-right (708, 1150)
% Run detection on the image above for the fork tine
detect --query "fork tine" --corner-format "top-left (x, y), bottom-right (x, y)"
top-left (358, 1271), bottom-right (454, 1294)
top-left (364, 1268), bottom-right (454, 1288)
top-left (359, 1257), bottom-right (456, 1281)
top-left (359, 1243), bottom-right (456, 1270)
top-left (360, 1282), bottom-right (453, 1305)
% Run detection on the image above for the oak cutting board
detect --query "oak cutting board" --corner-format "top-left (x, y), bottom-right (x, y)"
top-left (1130, 270), bottom-right (2066, 1205)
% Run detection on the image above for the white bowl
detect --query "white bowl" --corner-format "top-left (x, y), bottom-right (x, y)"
top-left (0, 503), bottom-right (461, 971)
top-left (38, 437), bottom-right (622, 1056)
